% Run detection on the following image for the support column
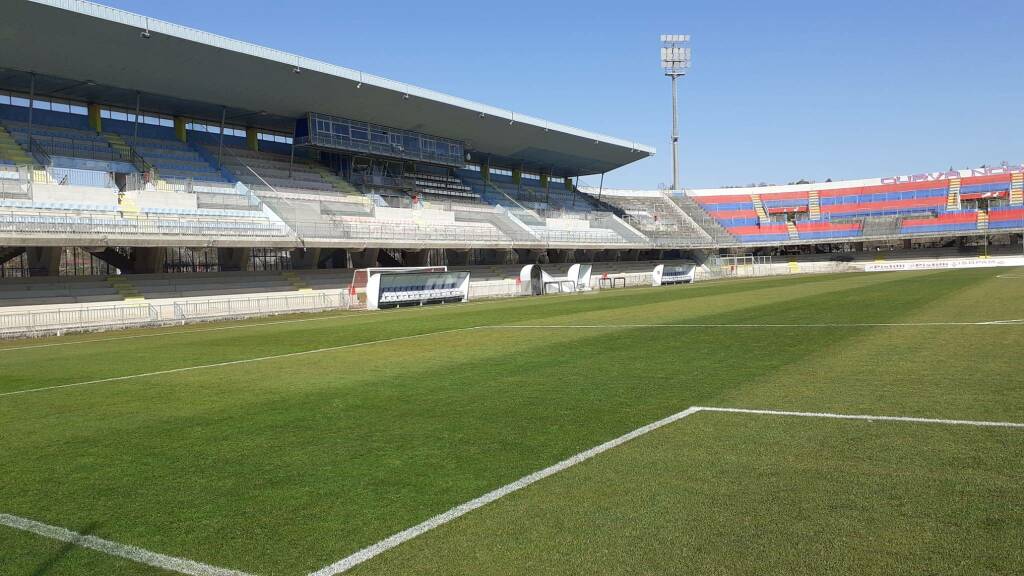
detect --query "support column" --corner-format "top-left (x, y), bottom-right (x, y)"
top-left (512, 168), bottom-right (522, 186)
top-left (132, 247), bottom-right (167, 274)
top-left (88, 103), bottom-right (102, 133)
top-left (26, 247), bottom-right (60, 276)
top-left (547, 249), bottom-right (574, 263)
top-left (174, 117), bottom-right (187, 143)
top-left (402, 250), bottom-right (429, 267)
top-left (481, 163), bottom-right (490, 183)
top-left (481, 249), bottom-right (514, 265)
top-left (349, 248), bottom-right (380, 269)
top-left (445, 249), bottom-right (471, 266)
top-left (515, 249), bottom-right (548, 265)
top-left (216, 247), bottom-right (250, 272)
top-left (565, 176), bottom-right (574, 190)
top-left (320, 248), bottom-right (348, 269)
top-left (246, 127), bottom-right (259, 152)
top-left (289, 248), bottom-right (321, 270)
top-left (539, 172), bottom-right (550, 188)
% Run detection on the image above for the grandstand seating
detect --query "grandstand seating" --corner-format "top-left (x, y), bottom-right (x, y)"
top-left (983, 207), bottom-right (1024, 230)
top-left (213, 146), bottom-right (352, 195)
top-left (596, 192), bottom-right (714, 245)
top-left (126, 271), bottom-right (299, 300)
top-left (0, 275), bottom-right (123, 307)
top-left (900, 211), bottom-right (978, 235)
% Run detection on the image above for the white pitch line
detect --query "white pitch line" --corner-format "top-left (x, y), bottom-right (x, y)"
top-left (309, 404), bottom-right (1024, 574)
top-left (694, 406), bottom-right (1024, 429)
top-left (307, 406), bottom-right (704, 576)
top-left (0, 513), bottom-right (253, 576)
top-left (0, 327), bottom-right (479, 398)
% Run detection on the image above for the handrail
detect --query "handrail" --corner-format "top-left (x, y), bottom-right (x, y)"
top-left (27, 137), bottom-right (51, 166)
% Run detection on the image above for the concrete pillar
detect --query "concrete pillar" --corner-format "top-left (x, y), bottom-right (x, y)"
top-left (27, 247), bottom-right (61, 276)
top-left (403, 250), bottom-right (429, 267)
top-left (445, 249), bottom-right (471, 266)
top-left (540, 173), bottom-right (550, 188)
top-left (516, 249), bottom-right (548, 265)
top-left (512, 168), bottom-right (522, 185)
top-left (290, 248), bottom-right (321, 270)
top-left (216, 247), bottom-right (250, 272)
top-left (174, 117), bottom-right (187, 143)
top-left (132, 247), bottom-right (167, 274)
top-left (565, 177), bottom-right (574, 190)
top-left (87, 103), bottom-right (102, 133)
top-left (547, 249), bottom-right (574, 263)
top-left (481, 249), bottom-right (514, 265)
top-left (481, 164), bottom-right (490, 183)
top-left (246, 127), bottom-right (259, 152)
top-left (321, 248), bottom-right (348, 269)
top-left (349, 248), bottom-right (380, 269)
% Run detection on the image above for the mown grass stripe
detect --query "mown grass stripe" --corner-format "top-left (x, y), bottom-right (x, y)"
top-left (0, 327), bottom-right (480, 399)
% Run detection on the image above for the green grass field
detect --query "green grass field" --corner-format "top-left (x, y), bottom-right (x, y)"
top-left (1, 269), bottom-right (1022, 575)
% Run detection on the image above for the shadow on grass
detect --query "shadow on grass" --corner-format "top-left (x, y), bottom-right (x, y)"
top-left (30, 521), bottom-right (99, 576)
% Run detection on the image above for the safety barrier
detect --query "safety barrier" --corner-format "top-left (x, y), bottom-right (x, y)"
top-left (0, 291), bottom-right (349, 339)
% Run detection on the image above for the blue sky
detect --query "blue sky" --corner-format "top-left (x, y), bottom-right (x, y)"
top-left (103, 0), bottom-right (1023, 190)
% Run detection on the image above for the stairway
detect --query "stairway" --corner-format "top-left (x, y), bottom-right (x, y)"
top-left (977, 210), bottom-right (988, 231)
top-left (309, 164), bottom-right (360, 195)
top-left (0, 125), bottom-right (32, 165)
top-left (1011, 172), bottom-right (1023, 206)
top-left (751, 194), bottom-right (769, 222)
top-left (282, 270), bottom-right (312, 291)
top-left (786, 221), bottom-right (799, 240)
top-left (107, 275), bottom-right (143, 300)
top-left (808, 190), bottom-right (821, 220)
top-left (104, 133), bottom-right (154, 177)
top-left (118, 192), bottom-right (140, 216)
top-left (670, 194), bottom-right (739, 244)
top-left (946, 178), bottom-right (961, 211)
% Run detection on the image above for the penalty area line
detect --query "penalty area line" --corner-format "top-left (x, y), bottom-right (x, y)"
top-left (0, 513), bottom-right (253, 576)
top-left (310, 405), bottom-right (1024, 574)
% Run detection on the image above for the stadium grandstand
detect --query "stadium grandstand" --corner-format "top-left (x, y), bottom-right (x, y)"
top-left (2, 3), bottom-right (1023, 576)
top-left (0, 0), bottom-right (1020, 319)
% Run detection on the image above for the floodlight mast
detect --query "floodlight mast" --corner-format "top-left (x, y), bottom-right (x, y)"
top-left (661, 34), bottom-right (691, 191)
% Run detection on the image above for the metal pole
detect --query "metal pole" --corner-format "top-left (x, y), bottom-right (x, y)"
top-left (133, 91), bottom-right (141, 148)
top-left (598, 172), bottom-right (605, 203)
top-left (289, 139), bottom-right (296, 179)
top-left (27, 73), bottom-right (35, 148)
top-left (670, 74), bottom-right (680, 191)
top-left (217, 106), bottom-right (226, 169)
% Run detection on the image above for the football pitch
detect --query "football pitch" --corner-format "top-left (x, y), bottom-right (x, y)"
top-left (2, 268), bottom-right (1023, 575)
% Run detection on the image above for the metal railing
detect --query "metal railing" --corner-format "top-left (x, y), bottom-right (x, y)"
top-left (0, 213), bottom-right (290, 239)
top-left (0, 291), bottom-right (350, 339)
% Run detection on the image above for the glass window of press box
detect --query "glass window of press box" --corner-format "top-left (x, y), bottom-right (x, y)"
top-left (306, 113), bottom-right (465, 166)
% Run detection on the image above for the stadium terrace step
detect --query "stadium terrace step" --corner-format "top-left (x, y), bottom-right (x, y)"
top-left (1011, 173), bottom-right (1023, 206)
top-left (282, 270), bottom-right (312, 291)
top-left (786, 221), bottom-right (799, 240)
top-left (0, 126), bottom-right (32, 165)
top-left (751, 194), bottom-right (769, 223)
top-left (946, 178), bottom-right (961, 211)
top-left (107, 275), bottom-right (143, 300)
top-left (808, 190), bottom-right (821, 220)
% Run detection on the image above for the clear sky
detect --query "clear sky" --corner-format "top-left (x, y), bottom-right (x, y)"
top-left (101, 0), bottom-right (1023, 190)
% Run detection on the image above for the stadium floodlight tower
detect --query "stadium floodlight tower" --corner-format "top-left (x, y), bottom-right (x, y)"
top-left (661, 34), bottom-right (691, 191)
